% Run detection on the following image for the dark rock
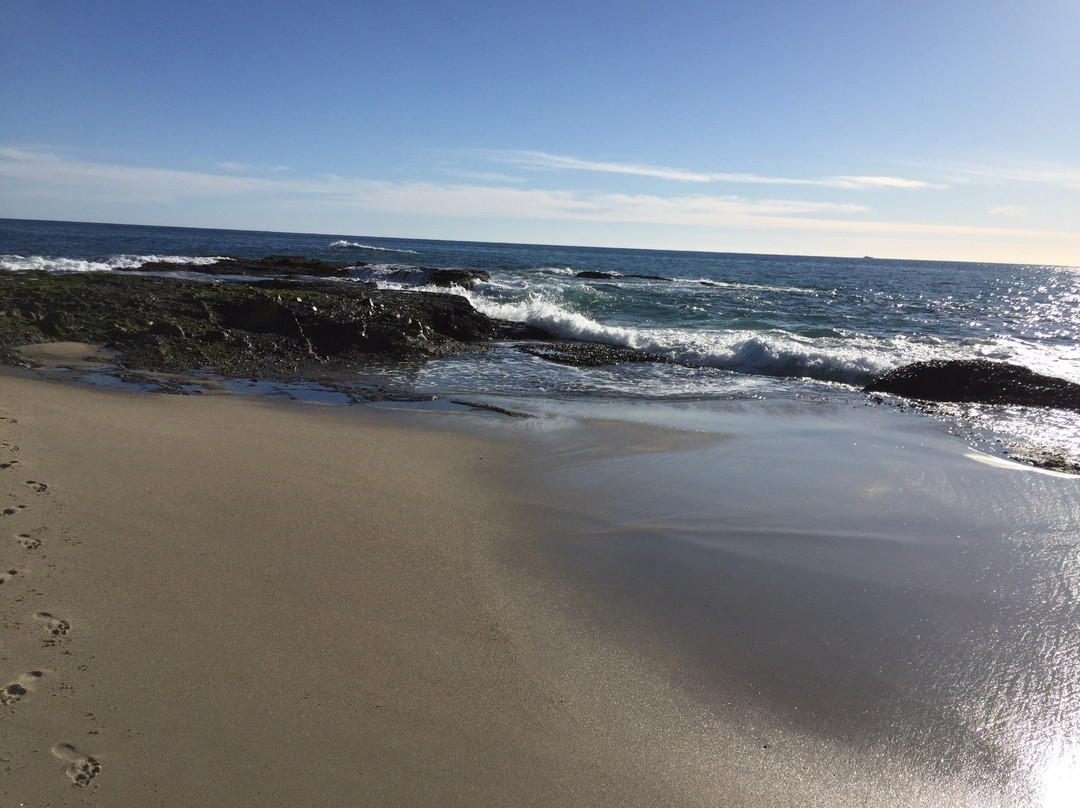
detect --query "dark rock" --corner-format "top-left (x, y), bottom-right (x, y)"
top-left (864, 360), bottom-right (1080, 411)
top-left (424, 268), bottom-right (490, 288)
top-left (0, 270), bottom-right (502, 378)
top-left (624, 274), bottom-right (671, 282)
top-left (518, 342), bottom-right (672, 367)
top-left (133, 255), bottom-right (358, 277)
top-left (575, 270), bottom-right (670, 282)
top-left (1005, 446), bottom-right (1080, 474)
top-left (370, 267), bottom-right (490, 288)
top-left (147, 320), bottom-right (186, 339)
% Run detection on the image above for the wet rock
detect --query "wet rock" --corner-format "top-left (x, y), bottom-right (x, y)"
top-left (0, 270), bottom-right (501, 378)
top-left (1005, 446), bottom-right (1080, 475)
top-left (133, 255), bottom-right (359, 277)
top-left (864, 359), bottom-right (1080, 411)
top-left (518, 342), bottom-right (671, 367)
top-left (575, 270), bottom-right (670, 282)
top-left (371, 267), bottom-right (490, 288)
top-left (424, 268), bottom-right (490, 288)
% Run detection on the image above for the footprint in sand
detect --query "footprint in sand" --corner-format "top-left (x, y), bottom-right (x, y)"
top-left (16, 533), bottom-right (41, 550)
top-left (2, 504), bottom-right (28, 516)
top-left (35, 611), bottom-right (71, 637)
top-left (0, 460), bottom-right (18, 470)
top-left (25, 480), bottom-right (48, 493)
top-left (0, 670), bottom-right (44, 706)
top-left (52, 743), bottom-right (102, 787)
top-left (0, 568), bottom-right (19, 585)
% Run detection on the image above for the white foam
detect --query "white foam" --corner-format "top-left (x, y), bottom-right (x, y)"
top-left (329, 240), bottom-right (419, 254)
top-left (0, 254), bottom-right (227, 273)
top-left (458, 291), bottom-right (906, 385)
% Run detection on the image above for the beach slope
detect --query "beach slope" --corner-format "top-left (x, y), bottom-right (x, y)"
top-left (0, 370), bottom-right (724, 807)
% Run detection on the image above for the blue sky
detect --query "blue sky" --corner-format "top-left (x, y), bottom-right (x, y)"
top-left (2, 0), bottom-right (1078, 264)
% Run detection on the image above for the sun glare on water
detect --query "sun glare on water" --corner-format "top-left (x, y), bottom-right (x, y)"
top-left (1040, 748), bottom-right (1080, 808)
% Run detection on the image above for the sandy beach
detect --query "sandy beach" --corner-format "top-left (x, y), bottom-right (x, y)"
top-left (3, 365), bottom-right (1080, 807)
top-left (0, 367), bottom-right (739, 807)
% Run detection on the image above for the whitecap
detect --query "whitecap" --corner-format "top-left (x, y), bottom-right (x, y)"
top-left (329, 240), bottom-right (419, 254)
top-left (0, 254), bottom-right (228, 273)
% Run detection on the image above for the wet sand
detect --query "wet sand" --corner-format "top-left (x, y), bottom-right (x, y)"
top-left (3, 368), bottom-right (1079, 806)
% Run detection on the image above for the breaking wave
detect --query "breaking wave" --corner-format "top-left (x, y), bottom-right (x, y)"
top-left (329, 240), bottom-right (419, 254)
top-left (0, 254), bottom-right (227, 273)
top-left (462, 293), bottom-right (957, 386)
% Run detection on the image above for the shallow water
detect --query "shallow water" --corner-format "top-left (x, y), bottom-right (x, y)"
top-left (512, 399), bottom-right (1080, 806)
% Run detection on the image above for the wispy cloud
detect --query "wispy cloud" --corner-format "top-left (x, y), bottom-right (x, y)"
top-left (485, 150), bottom-right (942, 190)
top-left (2, 145), bottom-right (1076, 256)
top-left (921, 160), bottom-right (1080, 191)
top-left (989, 205), bottom-right (1031, 218)
top-left (0, 145), bottom-right (864, 224)
top-left (492, 151), bottom-right (716, 182)
top-left (217, 161), bottom-right (294, 174)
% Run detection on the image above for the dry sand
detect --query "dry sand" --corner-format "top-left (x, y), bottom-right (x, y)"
top-left (0, 368), bottom-right (743, 807)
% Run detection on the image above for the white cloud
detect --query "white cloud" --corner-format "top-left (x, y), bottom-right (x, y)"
top-left (485, 150), bottom-right (941, 189)
top-left (989, 205), bottom-right (1031, 218)
top-left (925, 160), bottom-right (1080, 191)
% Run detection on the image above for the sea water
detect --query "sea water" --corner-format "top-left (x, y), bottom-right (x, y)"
top-left (2, 217), bottom-right (1078, 462)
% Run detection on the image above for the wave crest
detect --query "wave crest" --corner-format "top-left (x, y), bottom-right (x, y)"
top-left (463, 293), bottom-right (910, 385)
top-left (329, 240), bottom-right (419, 254)
top-left (0, 254), bottom-right (227, 273)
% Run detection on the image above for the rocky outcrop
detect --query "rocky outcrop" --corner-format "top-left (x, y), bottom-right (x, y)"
top-left (133, 255), bottom-right (359, 277)
top-left (517, 342), bottom-right (672, 367)
top-left (0, 271), bottom-right (500, 377)
top-left (864, 359), bottom-right (1080, 411)
top-left (424, 268), bottom-right (491, 288)
top-left (576, 270), bottom-right (671, 282)
top-left (1, 264), bottom-right (678, 378)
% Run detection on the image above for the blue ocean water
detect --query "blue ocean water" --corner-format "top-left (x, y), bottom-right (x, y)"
top-left (3, 218), bottom-right (1079, 460)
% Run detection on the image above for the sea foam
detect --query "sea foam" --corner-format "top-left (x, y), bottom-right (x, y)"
top-left (329, 240), bottom-right (419, 254)
top-left (0, 254), bottom-right (227, 273)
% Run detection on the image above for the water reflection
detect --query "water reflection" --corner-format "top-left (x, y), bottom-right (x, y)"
top-left (533, 400), bottom-right (1080, 805)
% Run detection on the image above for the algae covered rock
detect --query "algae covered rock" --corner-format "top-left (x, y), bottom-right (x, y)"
top-left (0, 270), bottom-right (499, 377)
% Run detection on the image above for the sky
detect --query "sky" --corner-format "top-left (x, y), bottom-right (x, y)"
top-left (2, 0), bottom-right (1078, 264)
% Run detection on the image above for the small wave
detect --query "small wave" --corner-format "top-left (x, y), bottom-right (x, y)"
top-left (329, 240), bottom-right (419, 254)
top-left (462, 292), bottom-right (919, 385)
top-left (689, 277), bottom-right (820, 295)
top-left (533, 266), bottom-right (579, 276)
top-left (348, 264), bottom-right (429, 285)
top-left (0, 254), bottom-right (227, 273)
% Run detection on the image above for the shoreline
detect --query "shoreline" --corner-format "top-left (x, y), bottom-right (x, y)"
top-left (3, 368), bottom-right (1079, 806)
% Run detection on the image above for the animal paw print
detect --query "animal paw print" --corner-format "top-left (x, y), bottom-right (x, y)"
top-left (35, 611), bottom-right (71, 637)
top-left (0, 670), bottom-right (44, 705)
top-left (52, 743), bottom-right (102, 787)
top-left (16, 533), bottom-right (41, 550)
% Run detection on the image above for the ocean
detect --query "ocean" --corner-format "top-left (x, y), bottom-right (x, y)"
top-left (3, 217), bottom-right (1077, 464)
